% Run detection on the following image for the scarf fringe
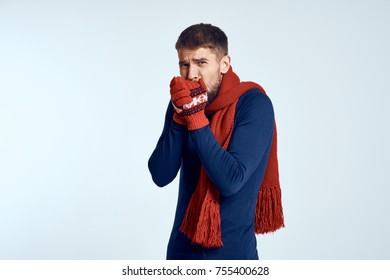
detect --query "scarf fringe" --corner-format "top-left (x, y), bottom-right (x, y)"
top-left (255, 184), bottom-right (285, 234)
top-left (180, 174), bottom-right (223, 248)
top-left (193, 187), bottom-right (223, 248)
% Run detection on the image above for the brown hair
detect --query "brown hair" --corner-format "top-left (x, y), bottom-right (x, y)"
top-left (175, 23), bottom-right (228, 59)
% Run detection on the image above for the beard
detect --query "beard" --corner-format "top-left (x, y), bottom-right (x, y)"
top-left (206, 74), bottom-right (223, 105)
top-left (207, 86), bottom-right (220, 105)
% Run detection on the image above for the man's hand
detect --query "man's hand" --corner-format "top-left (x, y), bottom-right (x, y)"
top-left (170, 77), bottom-right (209, 130)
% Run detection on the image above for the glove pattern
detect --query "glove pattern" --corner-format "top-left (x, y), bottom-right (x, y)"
top-left (170, 77), bottom-right (209, 130)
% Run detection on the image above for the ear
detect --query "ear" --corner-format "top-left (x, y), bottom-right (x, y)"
top-left (220, 55), bottom-right (231, 74)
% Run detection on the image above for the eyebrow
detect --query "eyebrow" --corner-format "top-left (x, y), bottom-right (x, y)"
top-left (179, 57), bottom-right (209, 65)
top-left (193, 57), bottom-right (208, 62)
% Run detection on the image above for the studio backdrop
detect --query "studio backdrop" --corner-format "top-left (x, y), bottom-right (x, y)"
top-left (1, 0), bottom-right (389, 259)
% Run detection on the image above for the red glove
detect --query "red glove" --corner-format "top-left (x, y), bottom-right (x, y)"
top-left (170, 77), bottom-right (209, 130)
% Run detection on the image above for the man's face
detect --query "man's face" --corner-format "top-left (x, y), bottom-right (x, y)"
top-left (177, 47), bottom-right (230, 102)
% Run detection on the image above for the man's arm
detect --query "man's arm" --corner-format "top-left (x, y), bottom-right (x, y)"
top-left (148, 102), bottom-right (187, 187)
top-left (190, 90), bottom-right (275, 196)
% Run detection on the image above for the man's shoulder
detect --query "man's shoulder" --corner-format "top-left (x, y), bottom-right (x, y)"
top-left (237, 88), bottom-right (273, 110)
top-left (234, 88), bottom-right (275, 126)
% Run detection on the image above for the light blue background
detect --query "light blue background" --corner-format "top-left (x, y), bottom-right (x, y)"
top-left (1, 0), bottom-right (389, 259)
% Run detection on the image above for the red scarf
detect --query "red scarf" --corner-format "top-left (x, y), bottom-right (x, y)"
top-left (179, 67), bottom-right (284, 248)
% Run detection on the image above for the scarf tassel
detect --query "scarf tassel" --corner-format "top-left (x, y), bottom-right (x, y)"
top-left (255, 184), bottom-right (285, 234)
top-left (180, 178), bottom-right (223, 248)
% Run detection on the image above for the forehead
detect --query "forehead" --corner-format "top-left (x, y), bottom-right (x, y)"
top-left (178, 47), bottom-right (218, 60)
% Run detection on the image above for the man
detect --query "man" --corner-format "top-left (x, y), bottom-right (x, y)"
top-left (148, 23), bottom-right (283, 260)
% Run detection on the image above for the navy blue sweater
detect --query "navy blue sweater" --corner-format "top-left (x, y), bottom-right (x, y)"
top-left (148, 89), bottom-right (275, 260)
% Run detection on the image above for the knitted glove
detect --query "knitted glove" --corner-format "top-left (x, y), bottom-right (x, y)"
top-left (169, 77), bottom-right (189, 125)
top-left (170, 77), bottom-right (209, 130)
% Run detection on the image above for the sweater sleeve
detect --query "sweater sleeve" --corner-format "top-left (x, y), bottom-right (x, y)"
top-left (189, 90), bottom-right (275, 197)
top-left (148, 102), bottom-right (188, 187)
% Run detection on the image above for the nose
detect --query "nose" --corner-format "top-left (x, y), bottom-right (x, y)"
top-left (187, 65), bottom-right (198, 82)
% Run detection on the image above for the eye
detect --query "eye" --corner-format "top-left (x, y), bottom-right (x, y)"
top-left (179, 62), bottom-right (189, 68)
top-left (199, 60), bottom-right (207, 65)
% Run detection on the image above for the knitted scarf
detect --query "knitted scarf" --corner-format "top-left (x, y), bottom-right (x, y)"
top-left (179, 66), bottom-right (284, 248)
